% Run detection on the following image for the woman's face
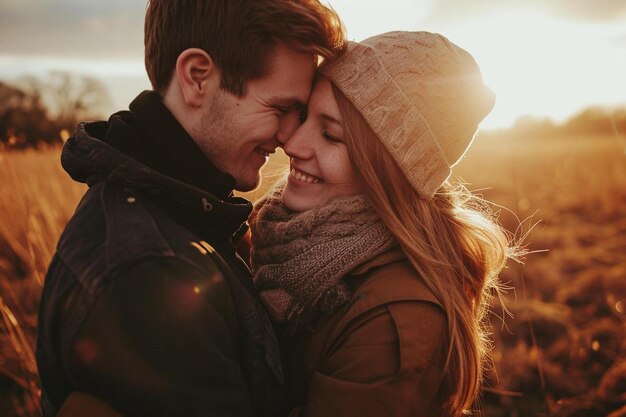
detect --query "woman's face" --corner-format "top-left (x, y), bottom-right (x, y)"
top-left (281, 78), bottom-right (362, 212)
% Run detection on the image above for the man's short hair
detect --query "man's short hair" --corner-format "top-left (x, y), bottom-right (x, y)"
top-left (145, 0), bottom-right (346, 97)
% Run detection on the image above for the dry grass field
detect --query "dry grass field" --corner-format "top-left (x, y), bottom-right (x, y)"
top-left (0, 133), bottom-right (625, 416)
top-left (455, 134), bottom-right (626, 417)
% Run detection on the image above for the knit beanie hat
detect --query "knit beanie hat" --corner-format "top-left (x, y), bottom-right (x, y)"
top-left (322, 31), bottom-right (495, 199)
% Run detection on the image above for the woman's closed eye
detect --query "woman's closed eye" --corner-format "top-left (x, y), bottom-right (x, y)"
top-left (322, 130), bottom-right (342, 143)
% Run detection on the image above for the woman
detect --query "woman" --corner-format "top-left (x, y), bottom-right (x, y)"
top-left (249, 31), bottom-right (519, 417)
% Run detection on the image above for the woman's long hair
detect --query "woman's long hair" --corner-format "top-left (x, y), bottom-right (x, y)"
top-left (332, 83), bottom-right (521, 416)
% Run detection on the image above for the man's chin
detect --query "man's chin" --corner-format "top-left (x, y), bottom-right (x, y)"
top-left (234, 175), bottom-right (261, 193)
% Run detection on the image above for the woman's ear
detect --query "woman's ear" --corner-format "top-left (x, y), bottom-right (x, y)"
top-left (174, 48), bottom-right (220, 108)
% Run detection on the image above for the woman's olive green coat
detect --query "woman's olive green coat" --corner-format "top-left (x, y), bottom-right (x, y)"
top-left (282, 249), bottom-right (450, 417)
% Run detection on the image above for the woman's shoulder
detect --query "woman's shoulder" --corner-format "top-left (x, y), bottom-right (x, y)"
top-left (343, 254), bottom-right (445, 322)
top-left (320, 253), bottom-right (448, 354)
top-left (301, 258), bottom-right (449, 417)
top-left (316, 254), bottom-right (449, 379)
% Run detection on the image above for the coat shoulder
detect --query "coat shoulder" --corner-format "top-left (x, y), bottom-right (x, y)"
top-left (56, 181), bottom-right (225, 295)
top-left (298, 260), bottom-right (450, 417)
top-left (341, 259), bottom-right (444, 327)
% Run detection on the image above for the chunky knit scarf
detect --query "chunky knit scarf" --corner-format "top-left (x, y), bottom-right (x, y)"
top-left (250, 185), bottom-right (396, 329)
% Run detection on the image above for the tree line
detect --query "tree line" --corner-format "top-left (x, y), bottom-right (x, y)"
top-left (0, 72), bottom-right (110, 149)
top-left (1, 72), bottom-right (625, 149)
top-left (489, 107), bottom-right (626, 140)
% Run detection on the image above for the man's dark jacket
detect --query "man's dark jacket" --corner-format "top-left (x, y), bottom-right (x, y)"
top-left (36, 91), bottom-right (286, 417)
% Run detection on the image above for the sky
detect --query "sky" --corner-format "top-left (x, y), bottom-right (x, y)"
top-left (1, 0), bottom-right (625, 128)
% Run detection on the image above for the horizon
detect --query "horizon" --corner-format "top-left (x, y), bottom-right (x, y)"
top-left (1, 1), bottom-right (625, 129)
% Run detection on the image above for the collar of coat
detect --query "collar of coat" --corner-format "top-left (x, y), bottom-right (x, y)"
top-left (110, 90), bottom-right (236, 199)
top-left (62, 123), bottom-right (252, 242)
top-left (350, 247), bottom-right (407, 276)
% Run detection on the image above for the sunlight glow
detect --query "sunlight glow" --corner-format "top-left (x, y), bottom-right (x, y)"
top-left (1, 2), bottom-right (624, 128)
top-left (428, 11), bottom-right (626, 128)
top-left (326, 2), bottom-right (626, 128)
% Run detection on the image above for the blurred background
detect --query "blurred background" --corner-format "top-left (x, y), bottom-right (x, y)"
top-left (1, 1), bottom-right (625, 416)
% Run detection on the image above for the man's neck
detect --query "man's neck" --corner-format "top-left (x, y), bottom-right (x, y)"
top-left (107, 90), bottom-right (236, 199)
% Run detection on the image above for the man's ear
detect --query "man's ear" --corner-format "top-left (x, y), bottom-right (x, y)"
top-left (175, 48), bottom-right (220, 108)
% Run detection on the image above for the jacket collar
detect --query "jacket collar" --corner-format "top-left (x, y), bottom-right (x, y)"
top-left (350, 247), bottom-right (407, 276)
top-left (107, 90), bottom-right (236, 199)
top-left (62, 122), bottom-right (252, 242)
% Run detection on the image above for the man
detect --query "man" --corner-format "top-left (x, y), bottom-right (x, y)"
top-left (36, 1), bottom-right (345, 416)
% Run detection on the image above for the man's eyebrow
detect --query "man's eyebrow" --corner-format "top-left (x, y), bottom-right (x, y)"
top-left (268, 97), bottom-right (305, 110)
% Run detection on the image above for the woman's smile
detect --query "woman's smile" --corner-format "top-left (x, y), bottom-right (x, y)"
top-left (289, 167), bottom-right (322, 184)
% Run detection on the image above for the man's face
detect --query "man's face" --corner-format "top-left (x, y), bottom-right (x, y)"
top-left (194, 44), bottom-right (316, 192)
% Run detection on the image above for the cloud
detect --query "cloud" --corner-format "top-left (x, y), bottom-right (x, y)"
top-left (0, 0), bottom-right (145, 58)
top-left (613, 32), bottom-right (626, 47)
top-left (426, 0), bottom-right (626, 23)
top-left (2, 0), bottom-right (625, 62)
top-left (544, 0), bottom-right (626, 22)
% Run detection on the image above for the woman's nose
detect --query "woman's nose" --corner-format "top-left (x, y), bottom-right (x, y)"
top-left (276, 111), bottom-right (301, 145)
top-left (282, 121), bottom-right (313, 160)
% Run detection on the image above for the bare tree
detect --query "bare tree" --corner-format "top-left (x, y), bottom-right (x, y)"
top-left (1, 72), bottom-right (112, 147)
top-left (21, 71), bottom-right (112, 132)
top-left (0, 81), bottom-right (57, 147)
